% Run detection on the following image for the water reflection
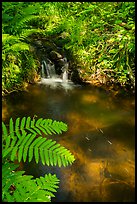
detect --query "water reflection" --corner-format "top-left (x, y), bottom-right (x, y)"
top-left (2, 84), bottom-right (135, 202)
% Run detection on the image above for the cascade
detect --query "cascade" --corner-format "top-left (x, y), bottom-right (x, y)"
top-left (41, 57), bottom-right (68, 81)
top-left (62, 57), bottom-right (68, 82)
top-left (41, 60), bottom-right (50, 78)
top-left (41, 59), bottom-right (56, 78)
top-left (41, 61), bottom-right (46, 78)
top-left (39, 57), bottom-right (74, 90)
top-left (62, 70), bottom-right (68, 82)
top-left (47, 59), bottom-right (56, 78)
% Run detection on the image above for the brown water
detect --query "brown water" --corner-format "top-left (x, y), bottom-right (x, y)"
top-left (2, 83), bottom-right (135, 202)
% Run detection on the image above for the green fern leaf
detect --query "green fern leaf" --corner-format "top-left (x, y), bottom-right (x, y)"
top-left (5, 42), bottom-right (29, 53)
top-left (49, 150), bottom-right (53, 166)
top-left (46, 140), bottom-right (57, 149)
top-left (60, 121), bottom-right (68, 131)
top-left (51, 123), bottom-right (61, 134)
top-left (42, 119), bottom-right (54, 134)
top-left (5, 136), bottom-right (11, 149)
top-left (10, 136), bottom-right (18, 148)
top-left (2, 122), bottom-right (8, 139)
top-left (3, 147), bottom-right (13, 158)
top-left (13, 188), bottom-right (22, 201)
top-left (44, 191), bottom-right (55, 198)
top-left (36, 123), bottom-right (48, 135)
top-left (49, 143), bottom-right (61, 151)
top-left (28, 137), bottom-right (42, 162)
top-left (15, 117), bottom-right (20, 128)
top-left (28, 147), bottom-right (33, 163)
top-left (41, 185), bottom-right (57, 193)
top-left (43, 124), bottom-right (53, 135)
top-left (3, 160), bottom-right (60, 202)
top-left (25, 127), bottom-right (36, 134)
top-left (8, 117), bottom-right (69, 138)
top-left (53, 152), bottom-right (58, 166)
top-left (57, 146), bottom-right (69, 155)
top-left (36, 118), bottom-right (43, 126)
top-left (57, 153), bottom-right (62, 167)
top-left (35, 177), bottom-right (42, 186)
top-left (9, 118), bottom-right (14, 138)
top-left (18, 133), bottom-right (32, 162)
top-left (20, 117), bottom-right (26, 130)
top-left (15, 118), bottom-right (21, 138)
top-left (31, 119), bottom-right (42, 135)
top-left (2, 165), bottom-right (25, 201)
top-left (41, 139), bottom-right (53, 148)
top-left (61, 155), bottom-right (67, 167)
top-left (26, 116), bottom-right (31, 128)
top-left (11, 146), bottom-right (18, 161)
top-left (16, 130), bottom-right (21, 139)
top-left (2, 116), bottom-right (75, 187)
top-left (34, 146), bottom-right (39, 164)
top-left (4, 192), bottom-right (14, 202)
top-left (39, 141), bottom-right (47, 165)
top-left (34, 137), bottom-right (46, 163)
top-left (37, 175), bottom-right (59, 192)
top-left (10, 131), bottom-right (27, 161)
top-left (45, 150), bottom-right (50, 166)
top-left (23, 133), bottom-right (37, 162)
top-left (2, 162), bottom-right (19, 176)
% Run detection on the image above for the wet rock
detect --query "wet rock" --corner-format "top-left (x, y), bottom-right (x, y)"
top-left (50, 50), bottom-right (63, 61)
top-left (71, 69), bottom-right (83, 84)
top-left (49, 51), bottom-right (69, 75)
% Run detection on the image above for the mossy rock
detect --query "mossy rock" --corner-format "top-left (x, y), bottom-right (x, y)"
top-left (50, 50), bottom-right (63, 60)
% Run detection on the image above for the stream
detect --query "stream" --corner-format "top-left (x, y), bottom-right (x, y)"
top-left (2, 80), bottom-right (135, 202)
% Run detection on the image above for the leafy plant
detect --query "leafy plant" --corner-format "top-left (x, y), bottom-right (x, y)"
top-left (2, 117), bottom-right (75, 202)
top-left (2, 33), bottom-right (38, 94)
top-left (2, 2), bottom-right (135, 94)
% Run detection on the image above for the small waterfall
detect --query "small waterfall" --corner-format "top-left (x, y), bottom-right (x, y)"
top-left (47, 59), bottom-right (56, 78)
top-left (62, 70), bottom-right (68, 82)
top-left (41, 62), bottom-right (46, 78)
top-left (39, 56), bottom-right (74, 90)
top-left (41, 59), bottom-right (56, 78)
top-left (62, 57), bottom-right (68, 82)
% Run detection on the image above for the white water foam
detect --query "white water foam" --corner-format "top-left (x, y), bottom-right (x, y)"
top-left (39, 58), bottom-right (78, 90)
top-left (39, 77), bottom-right (75, 90)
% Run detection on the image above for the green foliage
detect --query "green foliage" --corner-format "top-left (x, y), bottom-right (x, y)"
top-left (2, 34), bottom-right (38, 93)
top-left (2, 117), bottom-right (74, 166)
top-left (2, 117), bottom-right (75, 202)
top-left (2, 2), bottom-right (135, 92)
top-left (2, 162), bottom-right (59, 202)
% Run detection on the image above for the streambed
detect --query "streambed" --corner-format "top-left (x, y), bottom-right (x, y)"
top-left (2, 81), bottom-right (135, 202)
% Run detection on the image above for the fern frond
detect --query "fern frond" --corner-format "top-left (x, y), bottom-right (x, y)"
top-left (2, 122), bottom-right (8, 140)
top-left (2, 117), bottom-right (68, 138)
top-left (13, 177), bottom-right (51, 202)
top-left (2, 34), bottom-right (20, 46)
top-left (9, 118), bottom-right (14, 138)
top-left (2, 162), bottom-right (25, 201)
top-left (2, 117), bottom-right (75, 166)
top-left (4, 42), bottom-right (30, 54)
top-left (2, 162), bottom-right (59, 202)
top-left (20, 28), bottom-right (45, 38)
top-left (3, 134), bottom-right (75, 166)
top-left (2, 34), bottom-right (30, 55)
top-left (35, 173), bottom-right (59, 194)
